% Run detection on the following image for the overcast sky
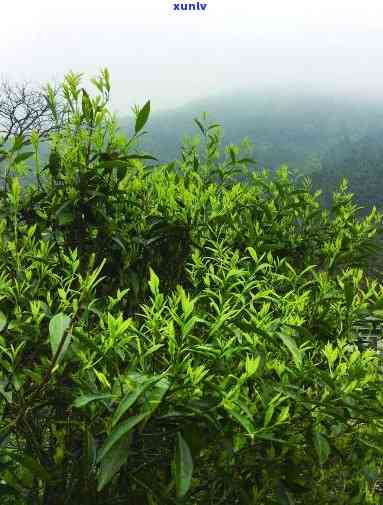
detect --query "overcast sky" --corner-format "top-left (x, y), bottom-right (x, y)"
top-left (1, 0), bottom-right (383, 113)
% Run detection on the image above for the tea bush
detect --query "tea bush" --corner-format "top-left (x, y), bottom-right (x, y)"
top-left (0, 71), bottom-right (383, 504)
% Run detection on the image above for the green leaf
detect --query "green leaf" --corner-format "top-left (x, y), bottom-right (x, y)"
top-left (223, 401), bottom-right (255, 435)
top-left (97, 412), bottom-right (148, 463)
top-left (238, 157), bottom-right (257, 165)
top-left (73, 394), bottom-right (115, 408)
top-left (229, 146), bottom-right (236, 164)
top-left (123, 153), bottom-right (157, 161)
top-left (14, 151), bottom-right (33, 164)
top-left (0, 311), bottom-right (7, 332)
top-left (112, 377), bottom-right (160, 426)
top-left (263, 403), bottom-right (275, 427)
top-left (97, 436), bottom-right (130, 491)
top-left (313, 430), bottom-right (330, 465)
top-left (175, 432), bottom-right (194, 498)
top-left (194, 118), bottom-right (205, 135)
top-left (278, 333), bottom-right (302, 369)
top-left (207, 123), bottom-right (220, 131)
top-left (141, 377), bottom-right (170, 416)
top-left (104, 68), bottom-right (111, 91)
top-left (344, 278), bottom-right (354, 309)
top-left (135, 100), bottom-right (150, 134)
top-left (81, 88), bottom-right (94, 122)
top-left (148, 268), bottom-right (160, 296)
top-left (49, 313), bottom-right (71, 360)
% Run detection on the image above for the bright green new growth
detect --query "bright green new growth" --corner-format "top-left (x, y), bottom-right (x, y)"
top-left (0, 69), bottom-right (383, 504)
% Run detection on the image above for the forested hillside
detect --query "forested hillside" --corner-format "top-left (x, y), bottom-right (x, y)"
top-left (310, 132), bottom-right (383, 213)
top-left (121, 90), bottom-right (383, 173)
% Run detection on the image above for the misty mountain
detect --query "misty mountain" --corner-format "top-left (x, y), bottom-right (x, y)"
top-left (119, 90), bottom-right (383, 174)
top-left (310, 132), bottom-right (383, 213)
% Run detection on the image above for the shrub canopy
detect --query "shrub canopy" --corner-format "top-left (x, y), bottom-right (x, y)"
top-left (0, 70), bottom-right (383, 504)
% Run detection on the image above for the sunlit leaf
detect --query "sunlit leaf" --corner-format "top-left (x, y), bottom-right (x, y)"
top-left (279, 333), bottom-right (302, 369)
top-left (49, 313), bottom-right (71, 361)
top-left (135, 100), bottom-right (150, 134)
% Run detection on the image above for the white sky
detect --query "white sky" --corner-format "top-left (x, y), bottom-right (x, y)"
top-left (1, 0), bottom-right (383, 112)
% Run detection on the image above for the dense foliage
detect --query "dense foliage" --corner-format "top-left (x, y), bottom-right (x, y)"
top-left (1, 71), bottom-right (383, 504)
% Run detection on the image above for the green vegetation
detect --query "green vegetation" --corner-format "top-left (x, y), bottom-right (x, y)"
top-left (1, 70), bottom-right (383, 504)
top-left (128, 91), bottom-right (383, 214)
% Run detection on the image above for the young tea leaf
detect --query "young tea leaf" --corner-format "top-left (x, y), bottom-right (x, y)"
top-left (135, 100), bottom-right (150, 134)
top-left (278, 333), bottom-right (302, 369)
top-left (81, 88), bottom-right (93, 123)
top-left (49, 313), bottom-right (71, 361)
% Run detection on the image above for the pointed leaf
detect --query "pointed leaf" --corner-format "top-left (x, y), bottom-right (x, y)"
top-left (73, 394), bottom-right (114, 408)
top-left (135, 100), bottom-right (150, 134)
top-left (112, 377), bottom-right (160, 426)
top-left (49, 313), bottom-right (71, 360)
top-left (194, 118), bottom-right (205, 135)
top-left (81, 88), bottom-right (93, 122)
top-left (223, 400), bottom-right (255, 434)
top-left (141, 377), bottom-right (170, 416)
top-left (14, 151), bottom-right (34, 164)
top-left (175, 432), bottom-right (194, 498)
top-left (279, 333), bottom-right (302, 369)
top-left (123, 154), bottom-right (158, 161)
top-left (97, 412), bottom-right (148, 463)
top-left (344, 278), bottom-right (354, 309)
top-left (97, 436), bottom-right (130, 491)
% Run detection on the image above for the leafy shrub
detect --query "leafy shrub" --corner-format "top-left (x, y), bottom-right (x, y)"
top-left (0, 71), bottom-right (383, 504)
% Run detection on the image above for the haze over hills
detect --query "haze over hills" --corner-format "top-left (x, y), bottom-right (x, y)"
top-left (120, 89), bottom-right (383, 170)
top-left (119, 89), bottom-right (383, 212)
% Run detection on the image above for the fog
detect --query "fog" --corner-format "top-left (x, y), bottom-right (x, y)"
top-left (2, 0), bottom-right (383, 113)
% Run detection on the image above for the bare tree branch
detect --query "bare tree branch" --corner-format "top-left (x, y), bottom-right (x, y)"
top-left (0, 78), bottom-right (66, 159)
